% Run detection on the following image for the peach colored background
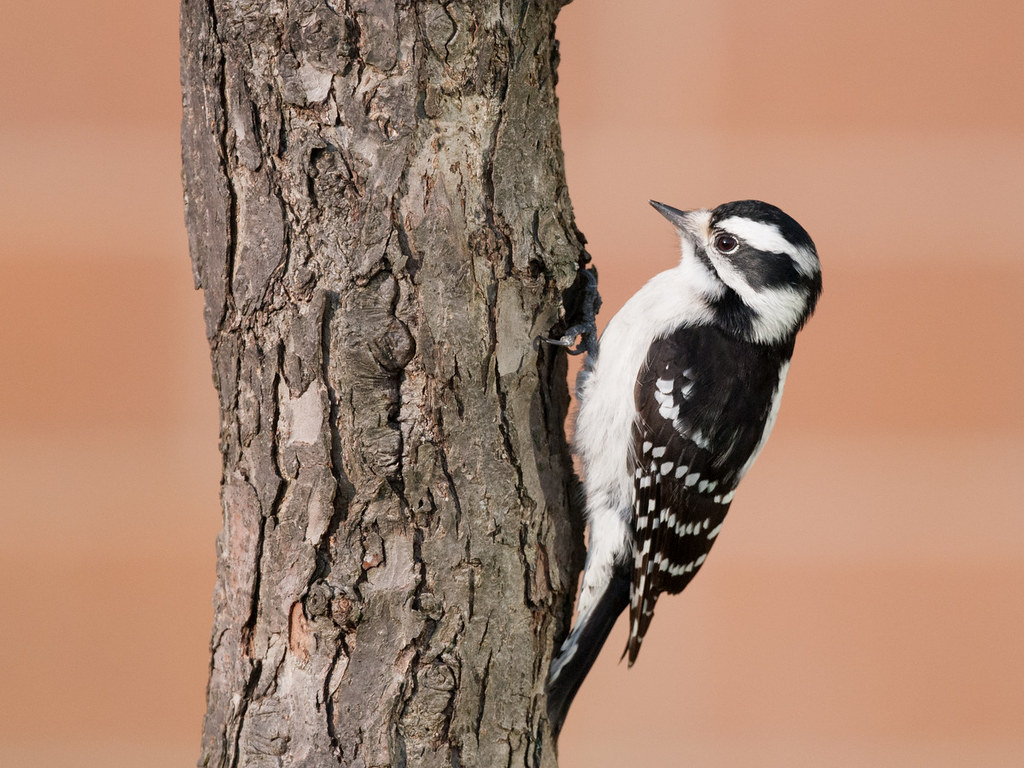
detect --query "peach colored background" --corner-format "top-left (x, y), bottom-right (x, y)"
top-left (1, 2), bottom-right (1021, 766)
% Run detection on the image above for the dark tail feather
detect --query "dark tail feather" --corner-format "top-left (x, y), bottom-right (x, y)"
top-left (546, 568), bottom-right (630, 737)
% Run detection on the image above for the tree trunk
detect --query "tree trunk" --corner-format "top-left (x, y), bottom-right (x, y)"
top-left (180, 1), bottom-right (586, 766)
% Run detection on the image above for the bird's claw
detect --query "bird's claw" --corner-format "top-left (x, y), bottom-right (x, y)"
top-left (539, 264), bottom-right (601, 357)
top-left (541, 324), bottom-right (593, 355)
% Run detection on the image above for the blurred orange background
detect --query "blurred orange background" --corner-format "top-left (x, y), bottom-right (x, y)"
top-left (1, 1), bottom-right (1021, 766)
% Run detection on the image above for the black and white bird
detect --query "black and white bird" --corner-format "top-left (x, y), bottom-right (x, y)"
top-left (547, 199), bottom-right (822, 734)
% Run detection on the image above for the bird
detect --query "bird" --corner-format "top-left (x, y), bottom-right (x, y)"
top-left (546, 199), bottom-right (822, 735)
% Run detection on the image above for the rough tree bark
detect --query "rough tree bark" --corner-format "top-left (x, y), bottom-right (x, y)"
top-left (180, 1), bottom-right (587, 766)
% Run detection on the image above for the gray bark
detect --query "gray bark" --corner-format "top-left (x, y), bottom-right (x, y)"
top-left (180, 1), bottom-right (587, 766)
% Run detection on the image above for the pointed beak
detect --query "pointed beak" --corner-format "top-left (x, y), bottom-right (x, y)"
top-left (649, 200), bottom-right (702, 242)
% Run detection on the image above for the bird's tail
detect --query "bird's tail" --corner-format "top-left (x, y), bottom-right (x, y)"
top-left (546, 565), bottom-right (630, 737)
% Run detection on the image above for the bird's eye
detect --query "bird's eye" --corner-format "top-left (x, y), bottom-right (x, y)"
top-left (713, 233), bottom-right (739, 253)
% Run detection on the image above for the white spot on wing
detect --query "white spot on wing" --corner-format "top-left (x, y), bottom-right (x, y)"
top-left (690, 429), bottom-right (711, 450)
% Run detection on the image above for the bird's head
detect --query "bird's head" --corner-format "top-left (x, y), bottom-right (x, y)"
top-left (651, 199), bottom-right (822, 345)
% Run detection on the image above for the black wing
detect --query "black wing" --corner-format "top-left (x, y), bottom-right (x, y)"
top-left (626, 326), bottom-right (791, 663)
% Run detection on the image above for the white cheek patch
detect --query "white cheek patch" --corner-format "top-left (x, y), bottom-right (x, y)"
top-left (710, 256), bottom-right (810, 343)
top-left (716, 216), bottom-right (819, 278)
top-left (748, 284), bottom-right (811, 344)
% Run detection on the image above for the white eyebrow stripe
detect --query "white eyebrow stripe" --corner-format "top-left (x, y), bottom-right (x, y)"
top-left (715, 217), bottom-right (791, 253)
top-left (715, 216), bottom-right (818, 277)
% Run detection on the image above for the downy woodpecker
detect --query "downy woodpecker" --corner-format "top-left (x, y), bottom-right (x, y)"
top-left (547, 199), bottom-right (822, 733)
